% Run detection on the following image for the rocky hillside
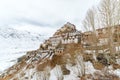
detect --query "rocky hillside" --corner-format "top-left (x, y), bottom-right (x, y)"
top-left (0, 22), bottom-right (120, 80)
top-left (53, 22), bottom-right (76, 36)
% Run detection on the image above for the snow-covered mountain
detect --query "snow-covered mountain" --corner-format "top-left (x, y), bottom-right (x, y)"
top-left (0, 26), bottom-right (47, 72)
top-left (0, 27), bottom-right (41, 39)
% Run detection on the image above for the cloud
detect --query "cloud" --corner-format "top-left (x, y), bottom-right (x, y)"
top-left (0, 0), bottom-right (100, 30)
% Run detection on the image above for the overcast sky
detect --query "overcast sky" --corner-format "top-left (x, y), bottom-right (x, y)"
top-left (0, 0), bottom-right (100, 32)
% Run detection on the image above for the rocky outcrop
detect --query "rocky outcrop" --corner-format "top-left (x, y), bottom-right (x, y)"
top-left (54, 22), bottom-right (76, 36)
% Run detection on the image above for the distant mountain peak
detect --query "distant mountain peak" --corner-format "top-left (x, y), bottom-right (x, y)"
top-left (0, 27), bottom-right (43, 41)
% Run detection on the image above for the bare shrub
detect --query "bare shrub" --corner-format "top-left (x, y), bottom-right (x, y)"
top-left (74, 55), bottom-right (85, 77)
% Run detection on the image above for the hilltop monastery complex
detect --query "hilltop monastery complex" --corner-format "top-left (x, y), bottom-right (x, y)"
top-left (38, 22), bottom-right (120, 55)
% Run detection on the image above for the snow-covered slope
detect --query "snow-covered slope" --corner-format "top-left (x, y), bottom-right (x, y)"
top-left (0, 26), bottom-right (47, 72)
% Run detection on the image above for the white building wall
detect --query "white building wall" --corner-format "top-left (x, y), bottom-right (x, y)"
top-left (62, 39), bottom-right (65, 44)
top-left (71, 38), bottom-right (74, 43)
top-left (70, 39), bottom-right (72, 43)
top-left (62, 39), bottom-right (68, 44)
top-left (64, 39), bottom-right (68, 44)
top-left (48, 46), bottom-right (56, 50)
top-left (99, 38), bottom-right (108, 45)
top-left (68, 38), bottom-right (71, 43)
top-left (74, 38), bottom-right (78, 43)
